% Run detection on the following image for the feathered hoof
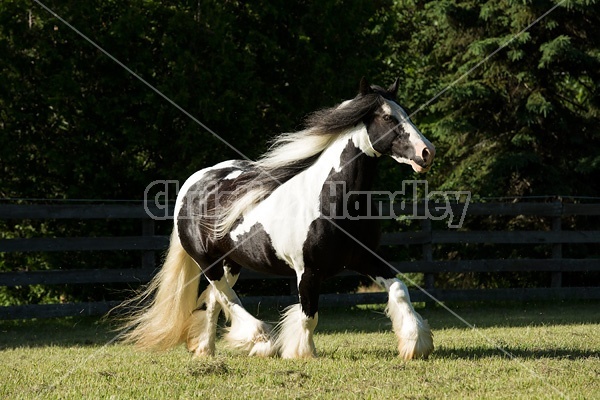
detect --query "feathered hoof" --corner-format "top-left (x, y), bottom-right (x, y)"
top-left (279, 345), bottom-right (317, 359)
top-left (248, 339), bottom-right (277, 357)
top-left (274, 304), bottom-right (318, 359)
top-left (187, 336), bottom-right (216, 358)
top-left (190, 345), bottom-right (215, 358)
top-left (397, 319), bottom-right (434, 360)
top-left (224, 321), bottom-right (276, 357)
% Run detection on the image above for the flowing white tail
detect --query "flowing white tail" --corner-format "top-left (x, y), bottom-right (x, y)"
top-left (120, 231), bottom-right (200, 350)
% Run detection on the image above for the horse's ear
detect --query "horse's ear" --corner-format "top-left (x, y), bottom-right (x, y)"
top-left (388, 78), bottom-right (399, 98)
top-left (359, 77), bottom-right (372, 95)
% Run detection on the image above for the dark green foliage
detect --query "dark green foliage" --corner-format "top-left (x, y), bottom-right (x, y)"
top-left (0, 0), bottom-right (394, 200)
top-left (0, 1), bottom-right (599, 303)
top-left (0, 0), bottom-right (395, 304)
top-left (387, 0), bottom-right (600, 290)
top-left (393, 0), bottom-right (600, 197)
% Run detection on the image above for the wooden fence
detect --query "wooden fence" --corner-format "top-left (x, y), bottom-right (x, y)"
top-left (1, 201), bottom-right (599, 319)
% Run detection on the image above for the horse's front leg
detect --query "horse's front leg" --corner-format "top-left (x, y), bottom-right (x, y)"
top-left (375, 276), bottom-right (434, 360)
top-left (350, 251), bottom-right (434, 360)
top-left (275, 269), bottom-right (320, 358)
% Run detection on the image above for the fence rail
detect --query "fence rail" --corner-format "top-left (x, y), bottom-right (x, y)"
top-left (1, 201), bottom-right (599, 319)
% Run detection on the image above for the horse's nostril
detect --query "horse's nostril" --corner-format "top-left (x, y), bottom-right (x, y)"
top-left (422, 148), bottom-right (431, 163)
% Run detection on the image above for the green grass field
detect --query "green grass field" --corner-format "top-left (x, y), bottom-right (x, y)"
top-left (2, 301), bottom-right (599, 399)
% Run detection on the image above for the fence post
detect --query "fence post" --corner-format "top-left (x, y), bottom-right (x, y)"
top-left (551, 199), bottom-right (563, 288)
top-left (421, 217), bottom-right (434, 307)
top-left (142, 219), bottom-right (156, 270)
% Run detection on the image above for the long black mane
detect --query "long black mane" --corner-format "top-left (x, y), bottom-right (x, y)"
top-left (214, 86), bottom-right (393, 237)
top-left (303, 91), bottom-right (384, 134)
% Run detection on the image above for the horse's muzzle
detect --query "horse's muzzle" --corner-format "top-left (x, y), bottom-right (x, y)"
top-left (410, 140), bottom-right (435, 173)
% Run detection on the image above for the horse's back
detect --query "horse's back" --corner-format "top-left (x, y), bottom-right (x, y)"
top-left (174, 160), bottom-right (253, 261)
top-left (175, 160), bottom-right (251, 216)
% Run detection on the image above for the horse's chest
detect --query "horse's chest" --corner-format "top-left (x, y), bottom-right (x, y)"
top-left (231, 206), bottom-right (319, 271)
top-left (228, 138), bottom-right (359, 273)
top-left (229, 174), bottom-right (324, 272)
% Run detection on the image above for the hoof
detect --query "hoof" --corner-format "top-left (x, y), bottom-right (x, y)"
top-left (274, 304), bottom-right (318, 359)
top-left (187, 337), bottom-right (215, 358)
top-left (224, 320), bottom-right (276, 357)
top-left (397, 319), bottom-right (434, 360)
top-left (280, 347), bottom-right (317, 359)
top-left (249, 339), bottom-right (276, 357)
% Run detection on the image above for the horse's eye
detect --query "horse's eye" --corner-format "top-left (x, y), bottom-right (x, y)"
top-left (383, 114), bottom-right (397, 124)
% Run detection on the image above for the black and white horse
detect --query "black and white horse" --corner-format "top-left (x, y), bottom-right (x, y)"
top-left (122, 78), bottom-right (435, 359)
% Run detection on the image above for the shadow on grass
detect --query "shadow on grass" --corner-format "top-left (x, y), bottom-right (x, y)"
top-left (1, 300), bottom-right (598, 350)
top-left (432, 345), bottom-right (600, 361)
top-left (315, 300), bottom-right (600, 333)
top-left (315, 345), bottom-right (599, 362)
top-left (0, 317), bottom-right (117, 350)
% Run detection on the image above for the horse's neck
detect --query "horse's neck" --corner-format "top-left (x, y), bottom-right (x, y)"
top-left (273, 126), bottom-right (378, 206)
top-left (305, 127), bottom-right (379, 220)
top-left (316, 126), bottom-right (379, 192)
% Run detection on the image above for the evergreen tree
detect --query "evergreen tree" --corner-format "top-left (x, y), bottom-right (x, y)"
top-left (397, 0), bottom-right (600, 198)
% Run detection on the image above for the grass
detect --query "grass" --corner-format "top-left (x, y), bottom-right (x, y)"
top-left (1, 301), bottom-right (599, 399)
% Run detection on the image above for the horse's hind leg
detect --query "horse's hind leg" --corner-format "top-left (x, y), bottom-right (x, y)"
top-left (186, 282), bottom-right (221, 356)
top-left (206, 261), bottom-right (275, 357)
top-left (186, 261), bottom-right (242, 357)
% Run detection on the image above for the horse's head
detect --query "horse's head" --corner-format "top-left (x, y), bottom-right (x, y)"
top-left (359, 77), bottom-right (435, 173)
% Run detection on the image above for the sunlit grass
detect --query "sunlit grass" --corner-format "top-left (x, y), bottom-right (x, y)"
top-left (2, 301), bottom-right (598, 399)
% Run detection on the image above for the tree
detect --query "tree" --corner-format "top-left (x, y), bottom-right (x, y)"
top-left (0, 0), bottom-right (397, 304)
top-left (393, 0), bottom-right (600, 198)
top-left (0, 0), bottom-right (395, 201)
